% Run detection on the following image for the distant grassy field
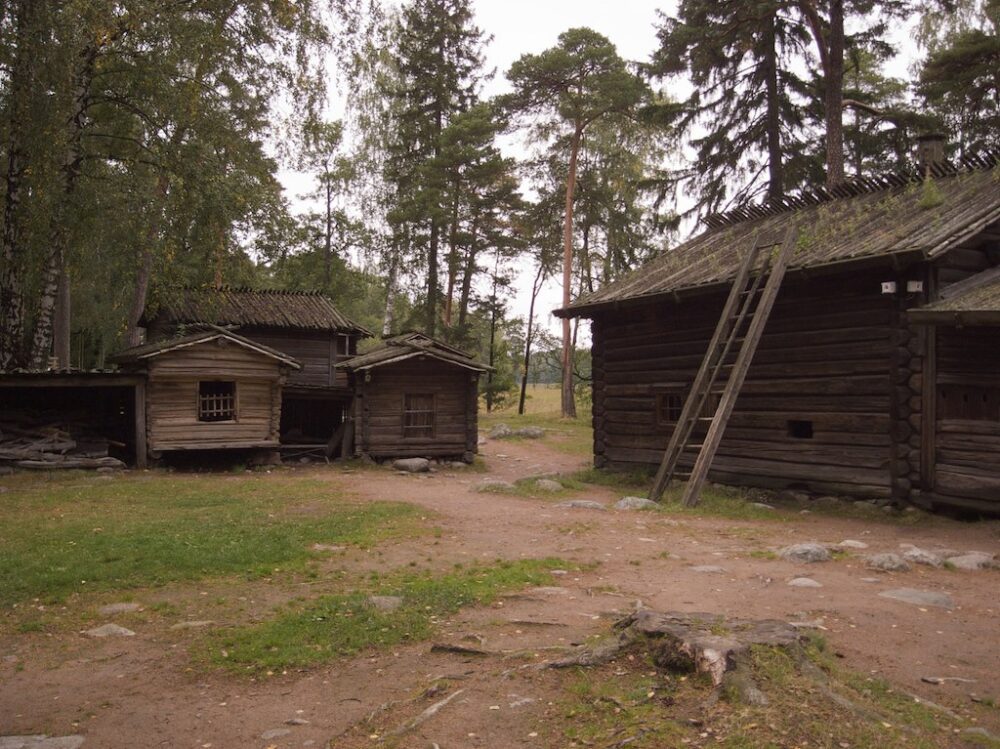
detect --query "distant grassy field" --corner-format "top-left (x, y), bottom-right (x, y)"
top-left (0, 471), bottom-right (423, 607)
top-left (480, 383), bottom-right (593, 457)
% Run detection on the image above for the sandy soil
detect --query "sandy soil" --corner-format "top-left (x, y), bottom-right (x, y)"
top-left (1, 437), bottom-right (998, 748)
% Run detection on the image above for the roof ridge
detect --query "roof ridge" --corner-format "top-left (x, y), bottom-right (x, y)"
top-left (703, 148), bottom-right (1000, 231)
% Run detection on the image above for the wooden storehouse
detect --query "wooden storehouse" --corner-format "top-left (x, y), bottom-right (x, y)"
top-left (558, 154), bottom-right (1000, 514)
top-left (340, 333), bottom-right (489, 462)
top-left (142, 287), bottom-right (371, 449)
top-left (110, 327), bottom-right (300, 459)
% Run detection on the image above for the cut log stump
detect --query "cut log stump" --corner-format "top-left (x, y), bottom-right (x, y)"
top-left (548, 609), bottom-right (805, 706)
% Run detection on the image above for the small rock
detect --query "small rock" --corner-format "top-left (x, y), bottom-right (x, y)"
top-left (921, 676), bottom-right (944, 685)
top-left (776, 490), bottom-right (810, 503)
top-left (392, 457), bottom-right (430, 473)
top-left (860, 577), bottom-right (879, 583)
top-left (945, 551), bottom-right (995, 571)
top-left (534, 479), bottom-right (563, 492)
top-left (778, 543), bottom-right (831, 563)
top-left (310, 543), bottom-right (346, 553)
top-left (555, 500), bottom-right (606, 511)
top-left (550, 569), bottom-right (568, 576)
top-left (169, 621), bottom-right (214, 630)
top-left (95, 466), bottom-right (116, 474)
top-left (0, 736), bottom-right (85, 749)
top-left (878, 588), bottom-right (954, 609)
top-left (508, 695), bottom-right (536, 708)
top-left (488, 424), bottom-right (514, 439)
top-left (615, 496), bottom-right (659, 510)
top-left (689, 565), bottom-right (726, 574)
top-left (516, 426), bottom-right (545, 439)
top-left (98, 602), bottom-right (141, 616)
top-left (812, 495), bottom-right (843, 507)
top-left (260, 728), bottom-right (291, 740)
top-left (367, 595), bottom-right (403, 613)
top-left (749, 502), bottom-right (775, 510)
top-left (83, 623), bottom-right (135, 638)
top-left (284, 718), bottom-right (310, 726)
top-left (475, 478), bottom-right (516, 493)
top-left (865, 553), bottom-right (911, 572)
top-left (2, 655), bottom-right (18, 664)
top-left (902, 547), bottom-right (943, 568)
top-left (837, 540), bottom-right (869, 550)
top-left (788, 577), bottom-right (823, 588)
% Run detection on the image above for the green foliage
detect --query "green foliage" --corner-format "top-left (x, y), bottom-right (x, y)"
top-left (204, 558), bottom-right (566, 672)
top-left (0, 472), bottom-right (423, 606)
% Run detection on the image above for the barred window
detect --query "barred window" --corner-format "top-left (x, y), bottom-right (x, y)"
top-left (198, 381), bottom-right (236, 422)
top-left (403, 393), bottom-right (435, 438)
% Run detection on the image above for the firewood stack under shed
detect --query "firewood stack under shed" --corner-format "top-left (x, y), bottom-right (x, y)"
top-left (0, 409), bottom-right (126, 470)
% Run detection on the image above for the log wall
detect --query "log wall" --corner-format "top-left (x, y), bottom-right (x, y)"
top-left (145, 339), bottom-right (284, 451)
top-left (932, 326), bottom-right (1000, 512)
top-left (591, 270), bottom-right (896, 497)
top-left (356, 358), bottom-right (478, 460)
top-left (243, 328), bottom-right (353, 389)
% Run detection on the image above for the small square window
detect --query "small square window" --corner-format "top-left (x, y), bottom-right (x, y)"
top-left (656, 393), bottom-right (684, 425)
top-left (199, 381), bottom-right (236, 422)
top-left (403, 393), bottom-right (435, 438)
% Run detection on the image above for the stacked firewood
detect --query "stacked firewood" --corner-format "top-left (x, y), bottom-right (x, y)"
top-left (0, 411), bottom-right (126, 470)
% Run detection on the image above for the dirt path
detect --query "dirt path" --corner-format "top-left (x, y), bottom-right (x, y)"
top-left (1, 437), bottom-right (998, 748)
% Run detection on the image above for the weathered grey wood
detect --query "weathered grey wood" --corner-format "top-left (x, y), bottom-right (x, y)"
top-left (682, 224), bottom-right (799, 507)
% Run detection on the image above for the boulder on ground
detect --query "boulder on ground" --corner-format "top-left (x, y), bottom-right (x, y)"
top-left (865, 553), bottom-right (911, 572)
top-left (615, 496), bottom-right (659, 510)
top-left (878, 588), bottom-right (954, 609)
top-left (517, 426), bottom-right (545, 439)
top-left (392, 457), bottom-right (430, 473)
top-left (84, 623), bottom-right (135, 638)
top-left (946, 551), bottom-right (996, 570)
top-left (838, 539), bottom-right (869, 550)
top-left (778, 543), bottom-right (831, 563)
top-left (788, 577), bottom-right (823, 588)
top-left (367, 595), bottom-right (403, 613)
top-left (475, 478), bottom-right (516, 493)
top-left (488, 424), bottom-right (514, 439)
top-left (533, 478), bottom-right (563, 492)
top-left (555, 500), bottom-right (606, 511)
top-left (902, 547), bottom-right (943, 568)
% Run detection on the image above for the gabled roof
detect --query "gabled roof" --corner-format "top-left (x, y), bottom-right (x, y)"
top-left (339, 333), bottom-right (490, 373)
top-left (109, 326), bottom-right (302, 369)
top-left (142, 286), bottom-right (372, 335)
top-left (908, 266), bottom-right (1000, 325)
top-left (561, 154), bottom-right (1000, 318)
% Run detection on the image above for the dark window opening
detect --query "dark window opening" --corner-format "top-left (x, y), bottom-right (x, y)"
top-left (403, 393), bottom-right (435, 438)
top-left (656, 393), bottom-right (684, 425)
top-left (199, 381), bottom-right (236, 422)
top-left (787, 420), bottom-right (813, 439)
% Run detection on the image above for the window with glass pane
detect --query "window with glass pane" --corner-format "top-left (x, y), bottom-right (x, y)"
top-left (403, 393), bottom-right (435, 438)
top-left (198, 381), bottom-right (236, 422)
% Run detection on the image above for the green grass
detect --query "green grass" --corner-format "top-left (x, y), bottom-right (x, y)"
top-left (0, 472), bottom-right (423, 606)
top-left (204, 558), bottom-right (567, 672)
top-left (481, 384), bottom-right (593, 458)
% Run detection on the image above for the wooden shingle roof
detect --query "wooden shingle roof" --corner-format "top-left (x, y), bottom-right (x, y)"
top-left (340, 333), bottom-right (490, 373)
top-left (110, 326), bottom-right (301, 369)
top-left (908, 267), bottom-right (1000, 325)
top-left (561, 154), bottom-right (1000, 318)
top-left (143, 287), bottom-right (372, 335)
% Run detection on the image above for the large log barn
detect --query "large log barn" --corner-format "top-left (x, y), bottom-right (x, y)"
top-left (558, 151), bottom-right (1000, 515)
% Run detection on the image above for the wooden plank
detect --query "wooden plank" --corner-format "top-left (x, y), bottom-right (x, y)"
top-left (134, 380), bottom-right (147, 469)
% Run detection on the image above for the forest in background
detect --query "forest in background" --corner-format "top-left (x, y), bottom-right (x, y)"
top-left (0, 0), bottom-right (998, 414)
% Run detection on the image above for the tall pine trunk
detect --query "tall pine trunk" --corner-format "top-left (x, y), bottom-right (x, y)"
top-left (443, 179), bottom-right (461, 329)
top-left (518, 262), bottom-right (545, 415)
top-left (457, 215), bottom-right (479, 331)
top-left (824, 0), bottom-right (845, 185)
top-left (763, 13), bottom-right (785, 199)
top-left (560, 125), bottom-right (583, 419)
top-left (0, 0), bottom-right (37, 370)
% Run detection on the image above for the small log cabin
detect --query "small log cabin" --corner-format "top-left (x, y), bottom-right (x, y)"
top-left (142, 287), bottom-right (372, 449)
top-left (340, 333), bottom-right (489, 462)
top-left (559, 151), bottom-right (1000, 514)
top-left (109, 327), bottom-right (300, 458)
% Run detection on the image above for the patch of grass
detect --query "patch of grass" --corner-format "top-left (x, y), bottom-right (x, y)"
top-left (570, 467), bottom-right (653, 492)
top-left (0, 472), bottom-right (424, 606)
top-left (481, 385), bottom-right (593, 458)
top-left (204, 558), bottom-right (567, 673)
top-left (747, 550), bottom-right (778, 561)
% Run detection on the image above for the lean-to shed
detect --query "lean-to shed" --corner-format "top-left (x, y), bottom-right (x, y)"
top-left (558, 152), bottom-right (1000, 514)
top-left (110, 327), bottom-right (300, 458)
top-left (339, 333), bottom-right (489, 462)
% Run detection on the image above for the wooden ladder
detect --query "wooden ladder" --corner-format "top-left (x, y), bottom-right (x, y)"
top-left (648, 224), bottom-right (798, 507)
